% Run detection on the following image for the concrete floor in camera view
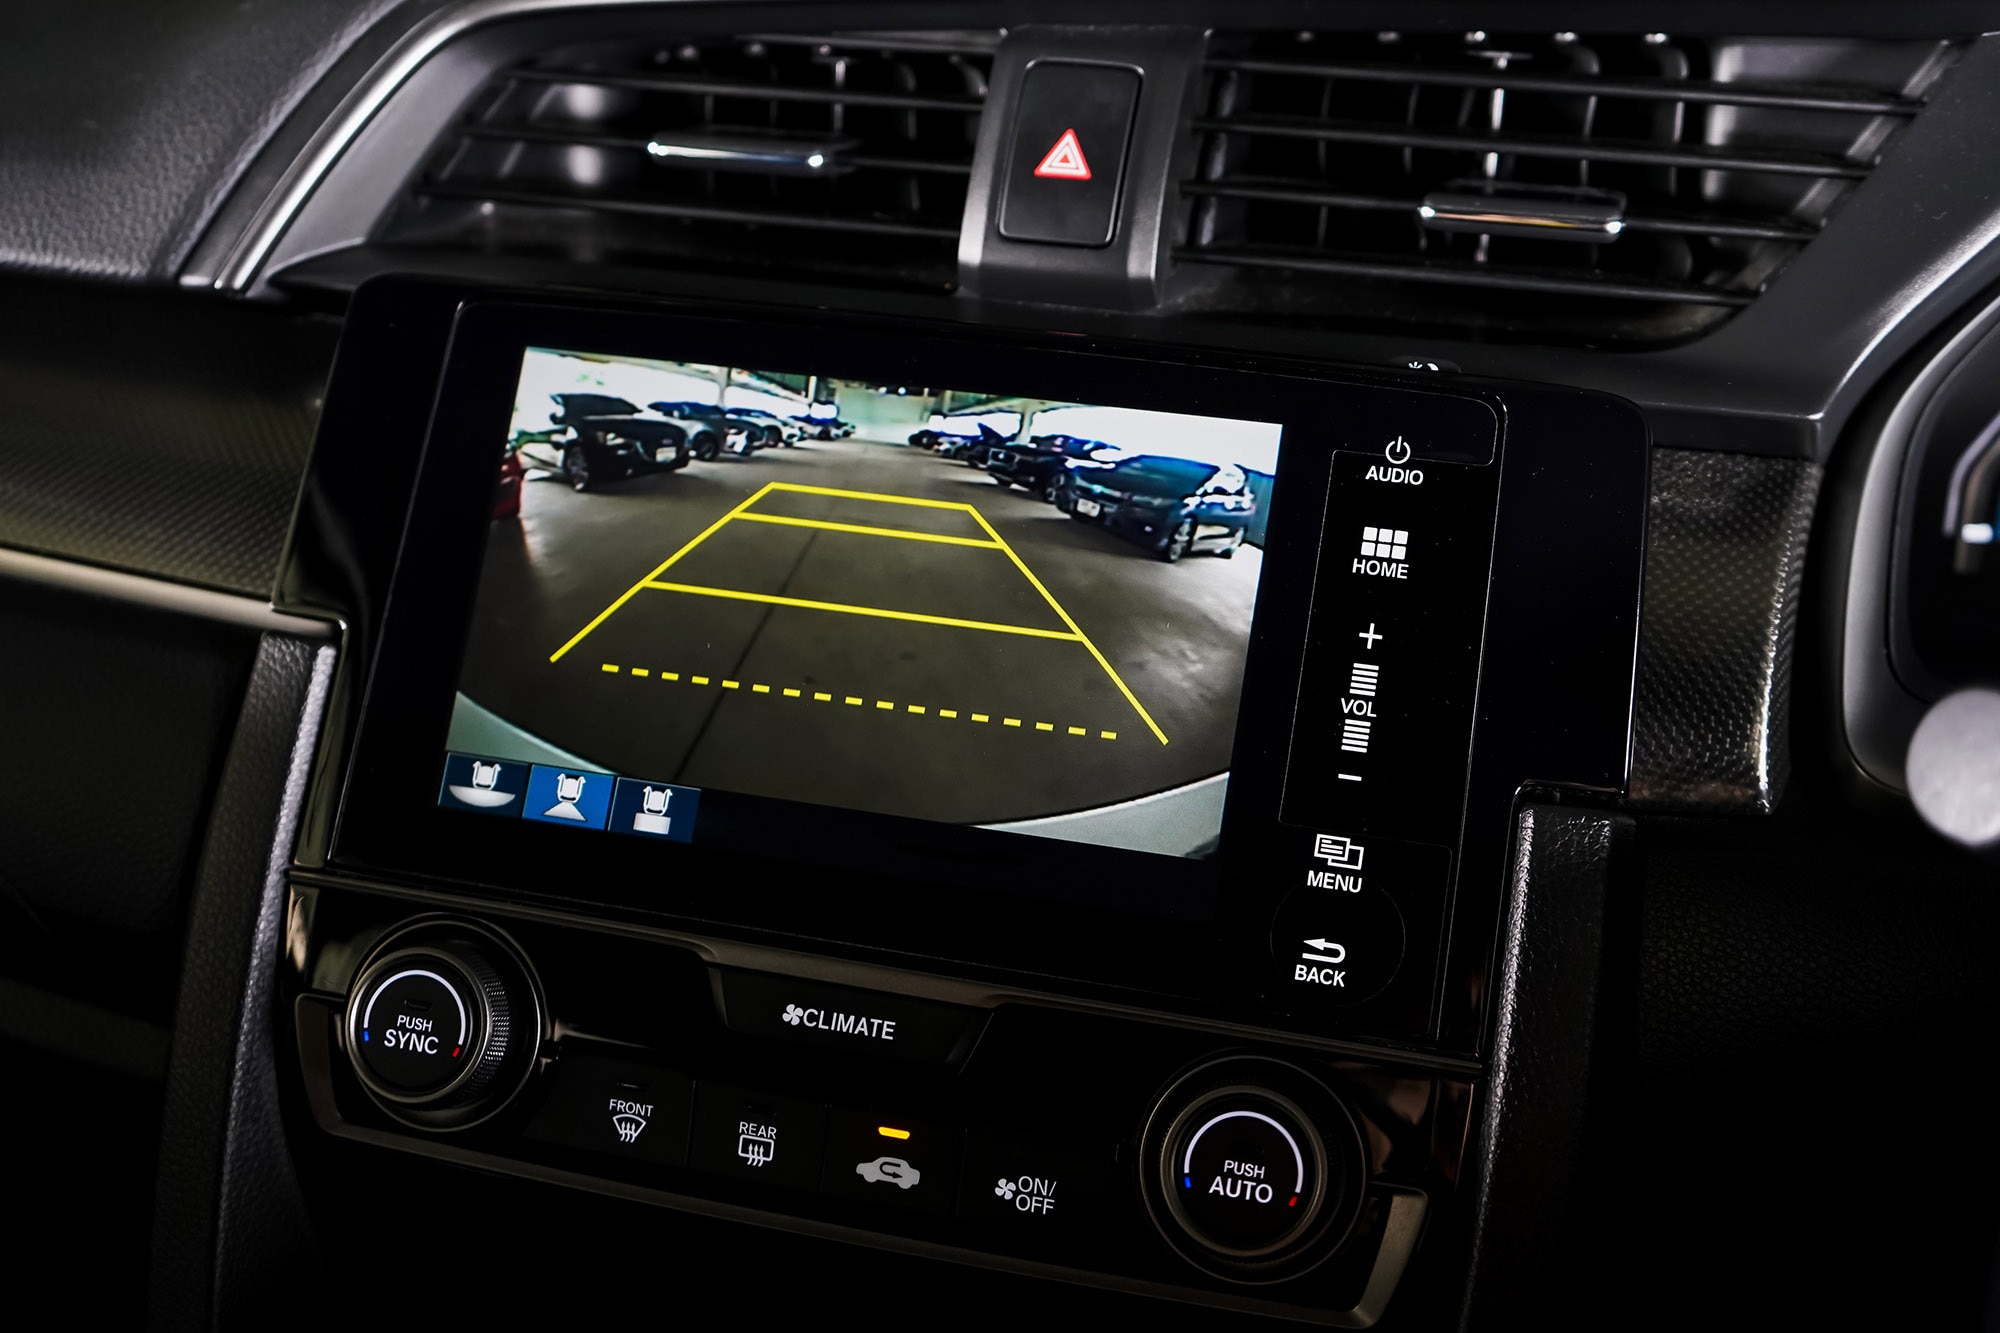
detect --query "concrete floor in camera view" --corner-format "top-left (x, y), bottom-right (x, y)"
top-left (458, 436), bottom-right (1266, 826)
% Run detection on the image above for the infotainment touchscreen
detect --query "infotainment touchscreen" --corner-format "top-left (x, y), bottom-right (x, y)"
top-left (437, 345), bottom-right (1282, 862)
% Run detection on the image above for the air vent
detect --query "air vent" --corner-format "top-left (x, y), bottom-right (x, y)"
top-left (378, 32), bottom-right (998, 289)
top-left (1178, 32), bottom-right (1958, 344)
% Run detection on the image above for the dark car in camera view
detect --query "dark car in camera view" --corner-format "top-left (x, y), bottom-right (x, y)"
top-left (910, 420), bottom-right (1005, 454)
top-left (986, 433), bottom-right (1121, 500)
top-left (1055, 454), bottom-right (1257, 562)
top-left (546, 393), bottom-right (697, 492)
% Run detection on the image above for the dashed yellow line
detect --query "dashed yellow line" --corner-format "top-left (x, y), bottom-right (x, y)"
top-left (599, 665), bottom-right (1118, 741)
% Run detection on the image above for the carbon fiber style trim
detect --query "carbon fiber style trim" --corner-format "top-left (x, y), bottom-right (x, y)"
top-left (0, 277), bottom-right (337, 595)
top-left (1628, 449), bottom-right (1822, 814)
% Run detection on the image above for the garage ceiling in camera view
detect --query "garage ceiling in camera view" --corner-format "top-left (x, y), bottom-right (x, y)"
top-left (447, 347), bottom-right (1282, 860)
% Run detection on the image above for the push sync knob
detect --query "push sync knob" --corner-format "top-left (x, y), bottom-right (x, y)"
top-left (345, 935), bottom-right (525, 1122)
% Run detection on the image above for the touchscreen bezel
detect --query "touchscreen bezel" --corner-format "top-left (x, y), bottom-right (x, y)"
top-left (330, 298), bottom-right (1501, 1012)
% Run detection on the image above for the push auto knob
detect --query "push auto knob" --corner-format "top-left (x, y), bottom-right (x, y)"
top-left (1143, 1060), bottom-right (1365, 1281)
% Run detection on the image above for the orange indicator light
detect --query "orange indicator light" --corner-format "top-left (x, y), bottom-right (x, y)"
top-left (877, 1126), bottom-right (912, 1140)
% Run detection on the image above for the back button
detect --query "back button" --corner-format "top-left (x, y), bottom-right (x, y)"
top-left (1270, 880), bottom-right (1406, 1006)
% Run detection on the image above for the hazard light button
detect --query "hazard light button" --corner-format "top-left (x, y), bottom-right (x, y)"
top-left (999, 61), bottom-right (1140, 247)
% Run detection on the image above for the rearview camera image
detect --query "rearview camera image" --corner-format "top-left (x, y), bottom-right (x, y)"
top-left (445, 347), bottom-right (1282, 860)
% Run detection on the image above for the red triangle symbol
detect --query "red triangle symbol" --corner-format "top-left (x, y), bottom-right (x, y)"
top-left (1033, 128), bottom-right (1092, 181)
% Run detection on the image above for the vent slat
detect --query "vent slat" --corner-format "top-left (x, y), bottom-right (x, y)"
top-left (1191, 114), bottom-right (1870, 178)
top-left (1175, 246), bottom-right (1758, 305)
top-left (416, 182), bottom-right (963, 239)
top-left (1182, 178), bottom-right (1822, 242)
top-left (505, 68), bottom-right (984, 114)
top-left (1202, 57), bottom-right (1922, 115)
top-left (458, 124), bottom-right (974, 174)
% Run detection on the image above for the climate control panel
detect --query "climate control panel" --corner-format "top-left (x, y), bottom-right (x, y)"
top-left (290, 885), bottom-right (1463, 1325)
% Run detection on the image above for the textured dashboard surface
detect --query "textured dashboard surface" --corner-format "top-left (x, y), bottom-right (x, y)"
top-left (1461, 805), bottom-right (1627, 1331)
top-left (1616, 806), bottom-right (2000, 1327)
top-left (0, 577), bottom-right (257, 1016)
top-left (0, 277), bottom-right (338, 594)
top-left (0, 0), bottom-right (407, 281)
top-left (150, 635), bottom-right (331, 1333)
top-left (1627, 449), bottom-right (1822, 814)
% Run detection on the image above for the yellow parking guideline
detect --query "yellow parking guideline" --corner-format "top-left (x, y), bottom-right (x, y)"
top-left (641, 581), bottom-right (1080, 643)
top-left (734, 511), bottom-right (1001, 549)
top-left (551, 482), bottom-right (780, 662)
top-left (962, 507), bottom-right (1170, 746)
top-left (762, 481), bottom-right (969, 512)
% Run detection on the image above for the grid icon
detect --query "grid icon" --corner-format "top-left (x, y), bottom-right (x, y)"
top-left (1359, 527), bottom-right (1409, 560)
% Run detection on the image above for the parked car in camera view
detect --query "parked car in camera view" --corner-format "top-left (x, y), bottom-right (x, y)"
top-left (1055, 454), bottom-right (1258, 562)
top-left (546, 393), bottom-right (698, 492)
top-left (986, 433), bottom-right (1122, 500)
top-left (792, 413), bottom-right (856, 440)
top-left (911, 419), bottom-right (1001, 452)
top-left (648, 400), bottom-right (778, 456)
top-left (930, 422), bottom-right (1008, 460)
top-left (733, 407), bottom-right (805, 445)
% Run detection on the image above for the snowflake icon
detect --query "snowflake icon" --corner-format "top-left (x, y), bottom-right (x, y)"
top-left (994, 1177), bottom-right (1017, 1201)
top-left (781, 1004), bottom-right (804, 1026)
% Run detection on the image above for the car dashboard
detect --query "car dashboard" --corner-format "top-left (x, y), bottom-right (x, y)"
top-left (3, 4), bottom-right (1999, 1331)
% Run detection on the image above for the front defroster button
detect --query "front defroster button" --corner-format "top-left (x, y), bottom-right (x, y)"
top-left (523, 1050), bottom-right (692, 1168)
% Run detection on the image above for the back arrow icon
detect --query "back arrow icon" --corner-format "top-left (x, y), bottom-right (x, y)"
top-left (1385, 437), bottom-right (1412, 465)
top-left (1301, 938), bottom-right (1347, 963)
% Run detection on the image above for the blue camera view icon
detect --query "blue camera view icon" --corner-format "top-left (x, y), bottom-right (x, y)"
top-left (438, 752), bottom-right (529, 817)
top-left (523, 764), bottom-right (614, 830)
top-left (610, 778), bottom-right (700, 842)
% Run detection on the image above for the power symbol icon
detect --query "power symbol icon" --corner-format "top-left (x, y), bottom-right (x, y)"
top-left (1384, 437), bottom-right (1412, 465)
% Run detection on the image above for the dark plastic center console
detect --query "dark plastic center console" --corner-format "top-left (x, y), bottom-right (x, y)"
top-left (275, 278), bottom-right (1647, 1324)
